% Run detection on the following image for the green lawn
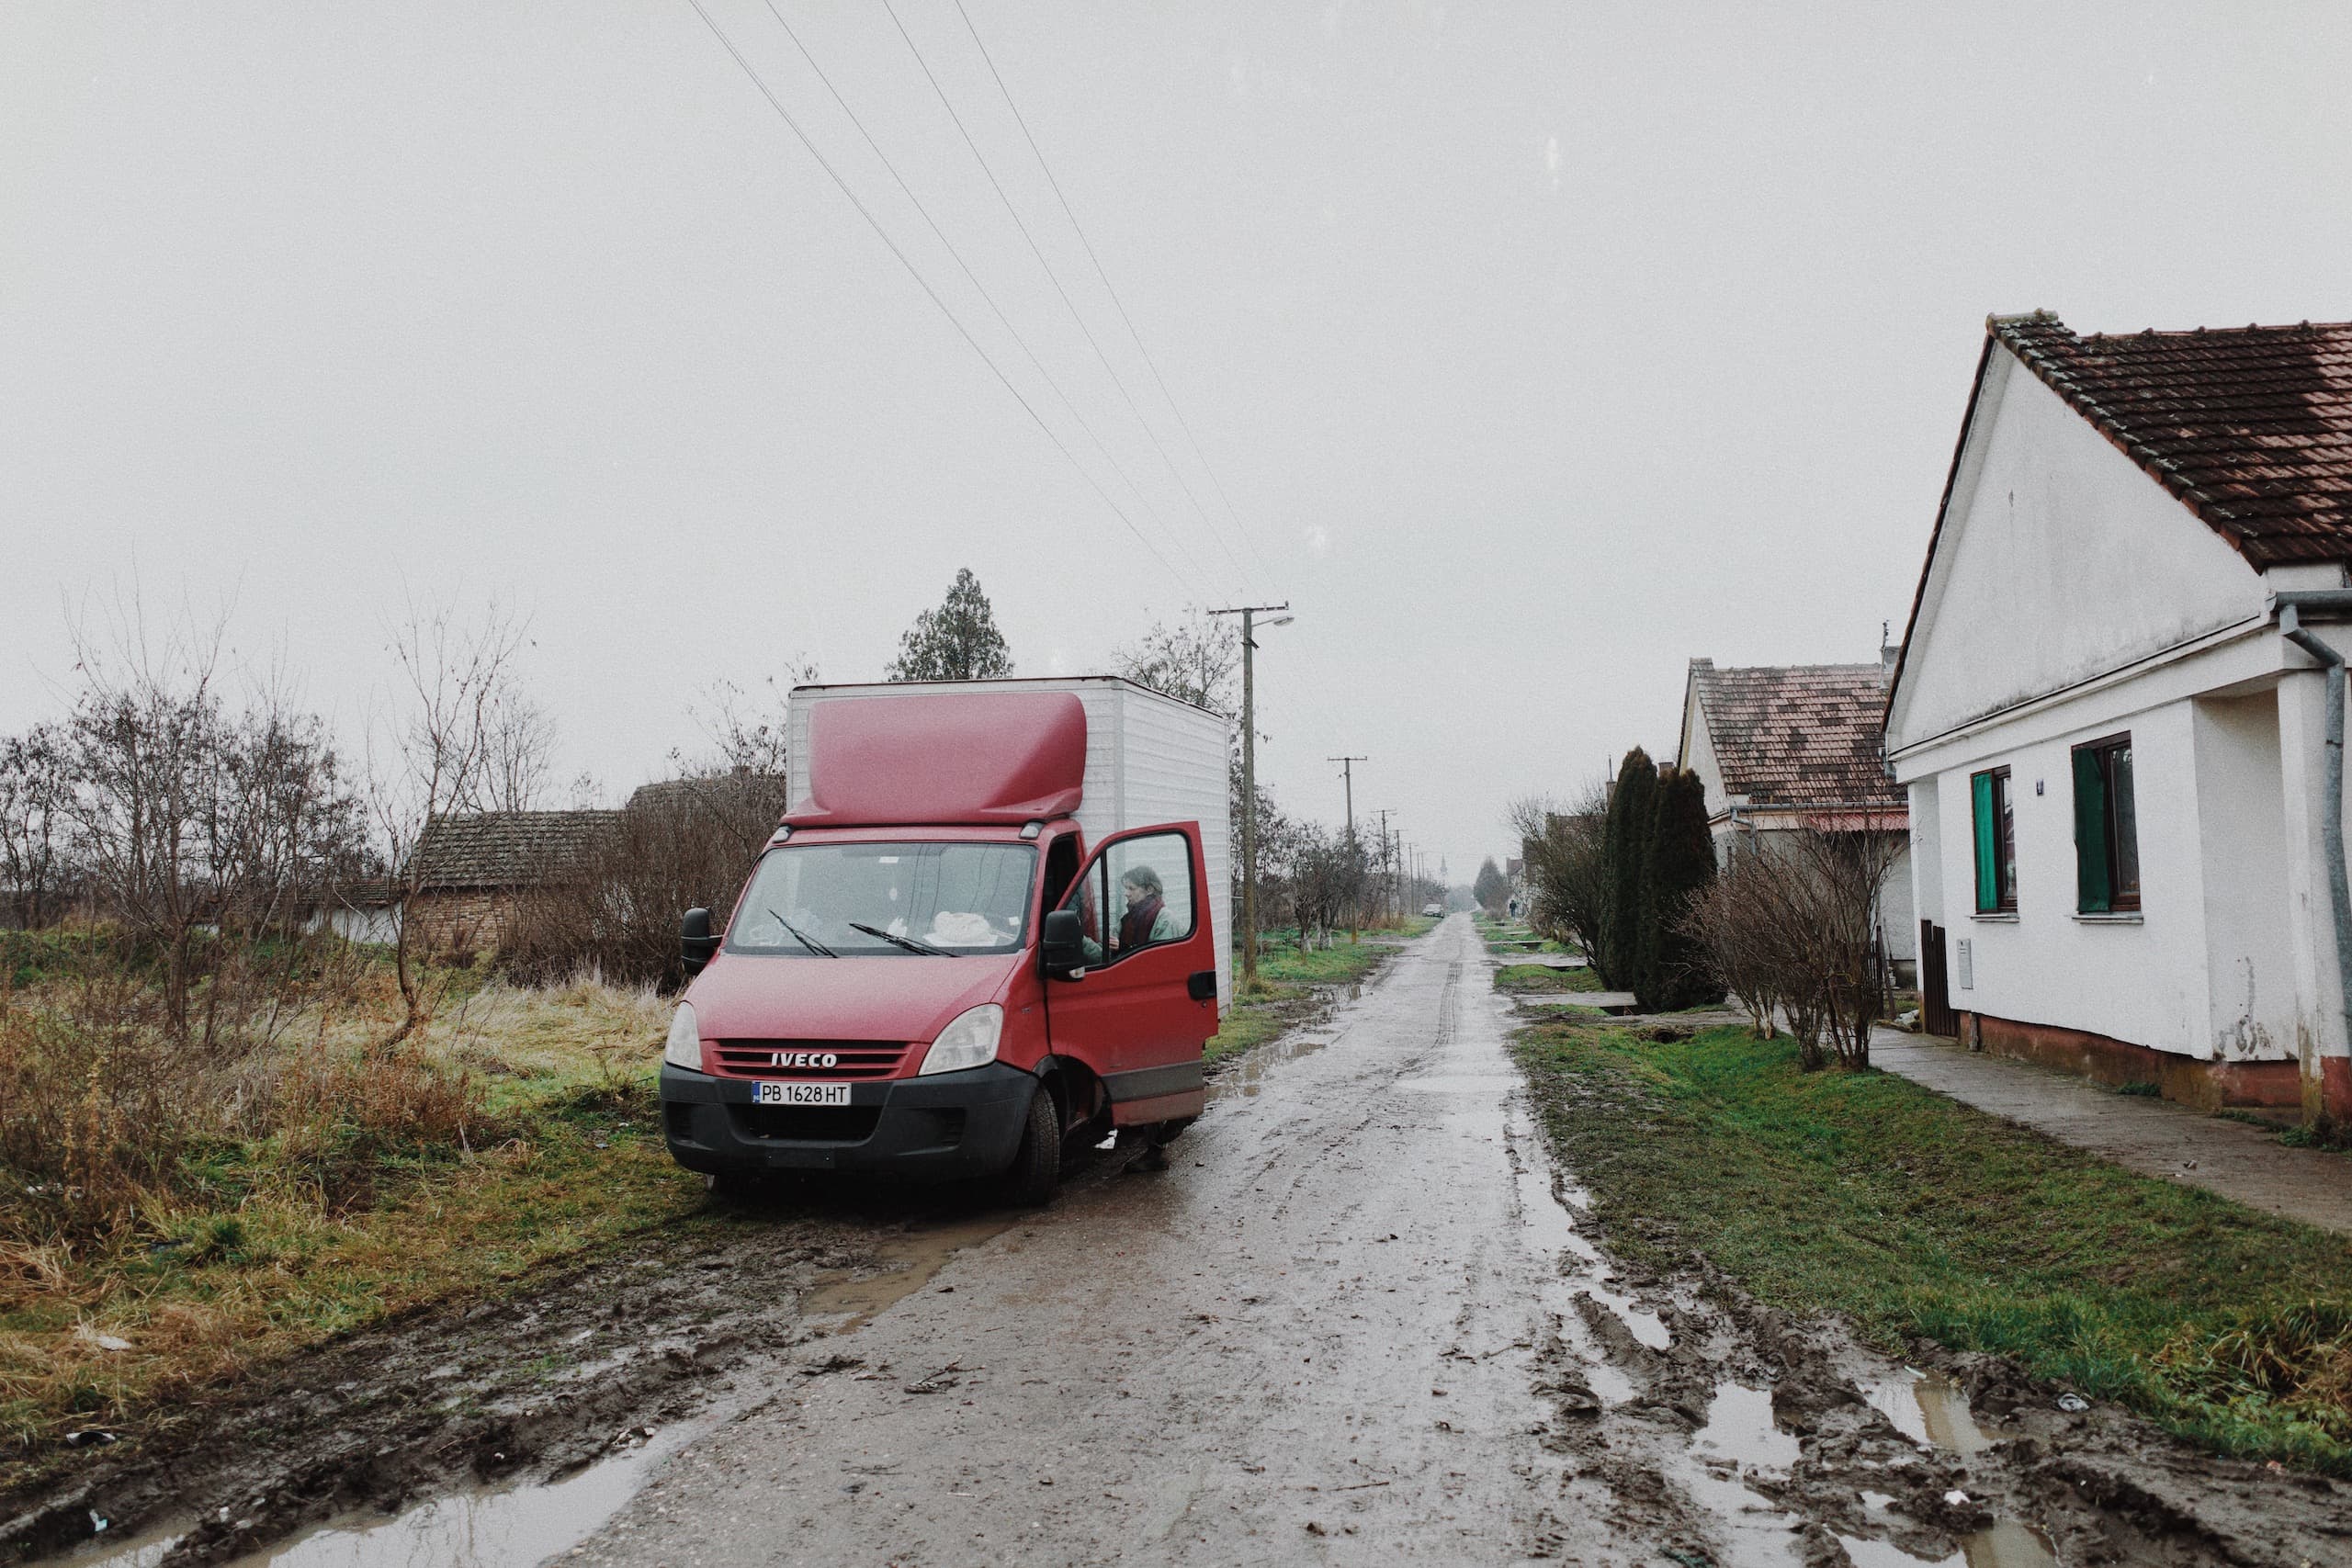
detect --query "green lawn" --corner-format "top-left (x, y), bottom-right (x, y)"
top-left (1511, 1018), bottom-right (2352, 1474)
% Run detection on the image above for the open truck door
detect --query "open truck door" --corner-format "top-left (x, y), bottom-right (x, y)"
top-left (1042, 821), bottom-right (1216, 1126)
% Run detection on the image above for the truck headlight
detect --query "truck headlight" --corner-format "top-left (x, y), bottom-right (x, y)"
top-left (919, 1004), bottom-right (1002, 1076)
top-left (664, 1003), bottom-right (704, 1071)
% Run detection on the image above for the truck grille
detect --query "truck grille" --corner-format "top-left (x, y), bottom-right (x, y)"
top-left (707, 1040), bottom-right (913, 1080)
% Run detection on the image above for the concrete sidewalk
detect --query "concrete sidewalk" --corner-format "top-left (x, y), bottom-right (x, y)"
top-left (1871, 1029), bottom-right (2352, 1235)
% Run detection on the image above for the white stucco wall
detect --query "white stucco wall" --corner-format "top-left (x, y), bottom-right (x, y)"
top-left (1898, 629), bottom-right (2324, 1061)
top-left (1887, 347), bottom-right (2267, 752)
top-left (1948, 698), bottom-right (2210, 1054)
top-left (2194, 691), bottom-right (2291, 1057)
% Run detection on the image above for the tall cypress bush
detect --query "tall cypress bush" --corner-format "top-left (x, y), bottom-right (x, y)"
top-left (1637, 768), bottom-right (1720, 1010)
top-left (1599, 748), bottom-right (1657, 991)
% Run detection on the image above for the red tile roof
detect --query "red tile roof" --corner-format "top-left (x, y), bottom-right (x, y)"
top-left (1689, 660), bottom-right (1904, 812)
top-left (1994, 312), bottom-right (2352, 567)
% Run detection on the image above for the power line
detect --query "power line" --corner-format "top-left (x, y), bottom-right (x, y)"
top-left (748, 0), bottom-right (1221, 598)
top-left (881, 0), bottom-right (1260, 601)
top-left (677, 0), bottom-right (1211, 601)
top-left (949, 0), bottom-right (1282, 599)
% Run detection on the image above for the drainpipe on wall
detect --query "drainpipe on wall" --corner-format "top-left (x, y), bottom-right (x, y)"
top-left (2272, 588), bottom-right (2352, 1119)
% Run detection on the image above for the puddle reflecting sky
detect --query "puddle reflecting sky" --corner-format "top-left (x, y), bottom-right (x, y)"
top-left (244, 1423), bottom-right (699, 1568)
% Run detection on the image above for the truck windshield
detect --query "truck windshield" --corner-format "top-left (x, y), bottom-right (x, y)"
top-left (726, 842), bottom-right (1038, 957)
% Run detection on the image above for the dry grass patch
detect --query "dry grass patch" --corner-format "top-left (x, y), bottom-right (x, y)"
top-left (0, 953), bottom-right (699, 1477)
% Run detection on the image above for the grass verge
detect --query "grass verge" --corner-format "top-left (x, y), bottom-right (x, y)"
top-left (0, 973), bottom-right (703, 1483)
top-left (1206, 919), bottom-right (1437, 1063)
top-left (1495, 963), bottom-right (1605, 995)
top-left (1510, 1016), bottom-right (2352, 1475)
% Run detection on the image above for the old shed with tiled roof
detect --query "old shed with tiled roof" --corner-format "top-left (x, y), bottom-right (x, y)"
top-left (402, 809), bottom-right (619, 957)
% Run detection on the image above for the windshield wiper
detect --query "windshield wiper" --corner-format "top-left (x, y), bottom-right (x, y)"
top-left (850, 921), bottom-right (956, 957)
top-left (768, 908), bottom-right (836, 958)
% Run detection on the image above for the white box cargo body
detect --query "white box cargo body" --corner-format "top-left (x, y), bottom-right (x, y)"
top-left (786, 678), bottom-right (1235, 1007)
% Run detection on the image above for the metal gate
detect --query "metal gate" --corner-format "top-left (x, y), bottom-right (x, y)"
top-left (1918, 919), bottom-right (1958, 1037)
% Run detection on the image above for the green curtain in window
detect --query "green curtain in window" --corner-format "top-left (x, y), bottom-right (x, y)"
top-left (1972, 772), bottom-right (1997, 911)
top-left (2074, 748), bottom-right (2110, 913)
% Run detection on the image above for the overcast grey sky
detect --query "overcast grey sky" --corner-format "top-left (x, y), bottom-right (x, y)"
top-left (6, 1), bottom-right (2351, 879)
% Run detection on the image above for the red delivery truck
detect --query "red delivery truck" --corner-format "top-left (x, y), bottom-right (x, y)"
top-left (661, 678), bottom-right (1233, 1201)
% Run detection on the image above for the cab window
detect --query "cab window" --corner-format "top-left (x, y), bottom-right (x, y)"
top-left (1056, 831), bottom-right (1194, 965)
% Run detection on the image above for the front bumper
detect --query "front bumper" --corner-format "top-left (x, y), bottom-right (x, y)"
top-left (659, 1061), bottom-right (1036, 1180)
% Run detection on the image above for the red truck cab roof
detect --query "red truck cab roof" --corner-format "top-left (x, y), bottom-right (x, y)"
top-left (785, 690), bottom-right (1087, 829)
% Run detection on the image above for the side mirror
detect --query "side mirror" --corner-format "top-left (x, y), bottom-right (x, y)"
top-left (681, 908), bottom-right (719, 976)
top-left (1040, 908), bottom-right (1087, 980)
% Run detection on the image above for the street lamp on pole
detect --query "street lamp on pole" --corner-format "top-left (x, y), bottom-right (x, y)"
top-left (1211, 603), bottom-right (1290, 991)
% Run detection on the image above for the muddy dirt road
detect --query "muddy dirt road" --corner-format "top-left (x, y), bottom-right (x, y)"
top-left (28, 916), bottom-right (2352, 1566)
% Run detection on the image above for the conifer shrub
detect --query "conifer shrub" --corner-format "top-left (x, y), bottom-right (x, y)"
top-left (1599, 749), bottom-right (1657, 993)
top-left (1636, 768), bottom-right (1719, 1010)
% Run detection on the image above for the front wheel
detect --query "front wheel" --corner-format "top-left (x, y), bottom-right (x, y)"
top-left (1001, 1084), bottom-right (1062, 1206)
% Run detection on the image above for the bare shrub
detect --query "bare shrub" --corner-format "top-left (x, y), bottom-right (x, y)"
top-left (1509, 788), bottom-right (1610, 974)
top-left (503, 770), bottom-right (787, 989)
top-left (1682, 827), bottom-right (1905, 1069)
top-left (375, 600), bottom-right (535, 1045)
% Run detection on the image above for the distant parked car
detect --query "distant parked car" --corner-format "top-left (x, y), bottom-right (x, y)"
top-left (1422, 902), bottom-right (1444, 918)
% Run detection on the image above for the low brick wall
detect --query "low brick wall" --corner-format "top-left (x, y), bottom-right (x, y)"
top-left (1959, 1010), bottom-right (2305, 1113)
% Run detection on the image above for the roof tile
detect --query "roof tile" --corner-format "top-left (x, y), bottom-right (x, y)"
top-left (1690, 660), bottom-right (1904, 811)
top-left (1993, 313), bottom-right (2352, 567)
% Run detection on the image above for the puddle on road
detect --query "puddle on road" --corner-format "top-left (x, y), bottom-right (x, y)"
top-left (1503, 1105), bottom-right (1662, 1400)
top-left (798, 1212), bottom-right (1012, 1329)
top-left (1393, 1075), bottom-right (1521, 1093)
top-left (1867, 1369), bottom-right (2004, 1456)
top-left (243, 1422), bottom-right (703, 1568)
top-left (60, 1422), bottom-right (705, 1568)
top-left (1660, 1382), bottom-right (1807, 1568)
top-left (1849, 1370), bottom-right (2054, 1568)
top-left (1690, 1382), bottom-right (1802, 1472)
top-left (1838, 1519), bottom-right (2059, 1568)
top-left (61, 1213), bottom-right (1013, 1568)
top-left (1207, 1030), bottom-right (1336, 1102)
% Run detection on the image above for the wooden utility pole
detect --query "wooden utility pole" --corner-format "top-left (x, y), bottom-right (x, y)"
top-left (1374, 808), bottom-right (1395, 924)
top-left (1328, 755), bottom-right (1366, 942)
top-left (1211, 603), bottom-right (1289, 989)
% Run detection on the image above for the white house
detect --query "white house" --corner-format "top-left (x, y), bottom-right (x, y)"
top-left (1886, 312), bottom-right (2352, 1123)
top-left (1677, 656), bottom-right (1916, 983)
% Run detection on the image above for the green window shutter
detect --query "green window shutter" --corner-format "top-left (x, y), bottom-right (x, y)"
top-left (1972, 772), bottom-right (1997, 911)
top-left (2074, 748), bottom-right (2110, 913)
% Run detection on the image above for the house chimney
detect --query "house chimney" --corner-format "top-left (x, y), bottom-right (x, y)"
top-left (1880, 621), bottom-right (1899, 682)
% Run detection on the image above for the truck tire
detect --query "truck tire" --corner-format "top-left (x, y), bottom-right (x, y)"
top-left (1002, 1083), bottom-right (1062, 1206)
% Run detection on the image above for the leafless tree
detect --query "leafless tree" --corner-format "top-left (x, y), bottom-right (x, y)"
top-left (374, 600), bottom-right (534, 1044)
top-left (0, 723), bottom-right (74, 929)
top-left (60, 606), bottom-right (233, 1038)
top-left (46, 602), bottom-right (364, 1053)
top-left (1681, 826), bottom-right (1905, 1069)
top-left (1114, 611), bottom-right (1238, 714)
top-left (467, 688), bottom-right (556, 814)
top-left (1509, 785), bottom-right (1610, 974)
